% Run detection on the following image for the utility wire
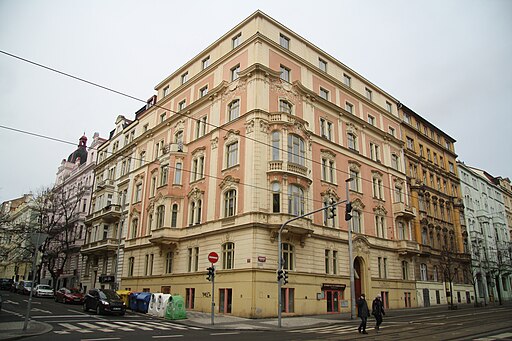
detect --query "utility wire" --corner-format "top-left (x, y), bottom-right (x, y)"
top-left (0, 49), bottom-right (462, 223)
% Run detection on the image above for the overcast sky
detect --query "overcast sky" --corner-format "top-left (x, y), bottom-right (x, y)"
top-left (0, 0), bottom-right (511, 203)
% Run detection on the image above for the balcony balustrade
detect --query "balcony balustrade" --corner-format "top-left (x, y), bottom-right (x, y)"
top-left (81, 237), bottom-right (119, 255)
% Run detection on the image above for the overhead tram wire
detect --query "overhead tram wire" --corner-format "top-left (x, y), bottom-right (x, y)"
top-left (0, 49), bottom-right (458, 215)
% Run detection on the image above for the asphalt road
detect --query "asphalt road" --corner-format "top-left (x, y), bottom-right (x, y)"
top-left (1, 290), bottom-right (512, 341)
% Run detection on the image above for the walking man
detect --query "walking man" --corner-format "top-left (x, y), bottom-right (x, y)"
top-left (357, 293), bottom-right (370, 334)
top-left (372, 294), bottom-right (385, 332)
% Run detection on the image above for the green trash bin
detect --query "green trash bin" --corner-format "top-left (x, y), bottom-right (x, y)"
top-left (165, 295), bottom-right (187, 320)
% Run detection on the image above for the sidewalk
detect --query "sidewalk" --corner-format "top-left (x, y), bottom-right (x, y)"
top-left (0, 321), bottom-right (53, 341)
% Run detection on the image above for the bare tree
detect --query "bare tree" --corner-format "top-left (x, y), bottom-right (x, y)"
top-left (438, 245), bottom-right (468, 309)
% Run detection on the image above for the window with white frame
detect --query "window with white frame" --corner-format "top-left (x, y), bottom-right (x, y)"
top-left (200, 85), bottom-right (208, 97)
top-left (347, 133), bottom-right (357, 150)
top-left (389, 126), bottom-right (396, 137)
top-left (189, 199), bottom-right (202, 225)
top-left (321, 158), bottom-right (335, 183)
top-left (351, 210), bottom-right (361, 233)
top-left (402, 261), bottom-right (409, 280)
top-left (181, 72), bottom-right (188, 84)
top-left (156, 205), bottom-right (165, 228)
top-left (397, 221), bottom-right (406, 240)
top-left (345, 102), bottom-right (354, 114)
top-left (175, 130), bottom-right (183, 150)
top-left (386, 101), bottom-right (392, 113)
top-left (232, 33), bottom-right (242, 49)
top-left (131, 218), bottom-right (138, 238)
top-left (160, 165), bottom-right (169, 186)
top-left (279, 34), bottom-right (290, 49)
top-left (349, 168), bottom-right (360, 192)
top-left (420, 263), bottom-right (428, 281)
top-left (228, 99), bottom-right (240, 121)
top-left (271, 131), bottom-right (281, 161)
top-left (140, 151), bottom-right (146, 167)
top-left (224, 189), bottom-right (237, 217)
top-left (375, 215), bottom-right (385, 238)
top-left (365, 88), bottom-right (373, 101)
top-left (171, 204), bottom-right (178, 227)
top-left (160, 112), bottom-right (166, 123)
top-left (372, 175), bottom-right (384, 200)
top-left (279, 99), bottom-right (292, 114)
top-left (163, 86), bottom-right (170, 97)
top-left (370, 142), bottom-right (380, 162)
top-left (280, 65), bottom-right (290, 82)
top-left (320, 87), bottom-right (329, 100)
top-left (287, 134), bottom-right (305, 166)
top-left (320, 118), bottom-right (333, 140)
top-left (174, 162), bottom-right (182, 185)
top-left (196, 116), bottom-right (207, 139)
top-left (288, 184), bottom-right (304, 216)
top-left (343, 74), bottom-right (351, 87)
top-left (368, 115), bottom-right (375, 126)
top-left (202, 56), bottom-right (210, 69)
top-left (226, 141), bottom-right (238, 168)
top-left (319, 58), bottom-right (327, 72)
top-left (391, 154), bottom-right (400, 170)
top-left (135, 183), bottom-right (142, 202)
top-left (128, 257), bottom-right (135, 277)
top-left (325, 249), bottom-right (331, 273)
top-left (178, 99), bottom-right (186, 111)
top-left (394, 184), bottom-right (403, 203)
top-left (231, 64), bottom-right (240, 81)
top-left (282, 243), bottom-right (294, 270)
top-left (191, 155), bottom-right (205, 182)
top-left (222, 242), bottom-right (235, 269)
top-left (272, 182), bottom-right (281, 213)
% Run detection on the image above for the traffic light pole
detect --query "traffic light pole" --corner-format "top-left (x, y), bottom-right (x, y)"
top-left (211, 264), bottom-right (215, 326)
top-left (346, 178), bottom-right (356, 319)
top-left (277, 198), bottom-right (347, 328)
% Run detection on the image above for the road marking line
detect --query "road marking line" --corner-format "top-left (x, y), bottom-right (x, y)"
top-left (96, 321), bottom-right (133, 331)
top-left (152, 336), bottom-right (184, 339)
top-left (114, 321), bottom-right (152, 330)
top-left (139, 321), bottom-right (171, 330)
top-left (77, 322), bottom-right (102, 330)
top-left (59, 323), bottom-right (93, 333)
top-left (210, 332), bottom-right (240, 336)
top-left (161, 322), bottom-right (187, 330)
top-left (34, 315), bottom-right (87, 319)
top-left (80, 338), bottom-right (121, 341)
top-left (474, 332), bottom-right (512, 341)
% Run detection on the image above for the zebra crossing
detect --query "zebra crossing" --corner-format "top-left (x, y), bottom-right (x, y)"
top-left (473, 332), bottom-right (512, 341)
top-left (53, 320), bottom-right (203, 335)
top-left (288, 324), bottom-right (388, 336)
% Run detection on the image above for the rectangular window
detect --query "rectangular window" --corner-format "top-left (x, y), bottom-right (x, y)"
top-left (404, 113), bottom-right (411, 124)
top-left (174, 162), bottom-right (182, 185)
top-left (229, 99), bottom-right (240, 121)
top-left (160, 113), bottom-right (166, 123)
top-left (163, 86), bottom-right (170, 97)
top-left (281, 288), bottom-right (295, 313)
top-left (135, 184), bottom-right (142, 202)
top-left (160, 165), bottom-right (169, 186)
top-left (202, 56), bottom-right (210, 69)
top-left (187, 248), bottom-right (192, 272)
top-left (402, 261), bottom-right (409, 280)
top-left (165, 252), bottom-right (173, 274)
top-left (178, 100), bottom-right (186, 111)
top-left (368, 115), bottom-right (375, 126)
top-left (383, 258), bottom-right (388, 278)
top-left (378, 257), bottom-right (382, 278)
top-left (345, 102), bottom-right (353, 114)
top-left (343, 74), bottom-right (351, 87)
top-left (196, 116), bottom-right (207, 139)
top-left (232, 33), bottom-right (242, 49)
top-left (226, 142), bottom-right (238, 168)
top-left (200, 85), bottom-right (208, 97)
top-left (365, 88), bottom-right (373, 101)
top-left (386, 101), bottom-right (392, 113)
top-left (320, 118), bottom-right (332, 140)
top-left (231, 64), bottom-right (240, 81)
top-left (280, 65), bottom-right (290, 82)
top-left (406, 137), bottom-right (414, 150)
top-left (389, 126), bottom-right (395, 136)
top-left (279, 34), bottom-right (290, 49)
top-left (181, 72), bottom-right (188, 84)
top-left (325, 250), bottom-right (330, 273)
top-left (320, 87), bottom-right (329, 100)
top-left (279, 100), bottom-right (292, 114)
top-left (319, 58), bottom-right (327, 72)
top-left (332, 250), bottom-right (338, 274)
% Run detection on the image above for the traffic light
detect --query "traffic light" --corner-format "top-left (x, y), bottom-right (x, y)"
top-left (283, 270), bottom-right (289, 285)
top-left (206, 266), bottom-right (215, 281)
top-left (328, 197), bottom-right (336, 219)
top-left (277, 269), bottom-right (284, 282)
top-left (345, 202), bottom-right (352, 221)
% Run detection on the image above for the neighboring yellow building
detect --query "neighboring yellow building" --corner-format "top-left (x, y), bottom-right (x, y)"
top-left (400, 104), bottom-right (472, 307)
top-left (81, 11), bottom-right (479, 317)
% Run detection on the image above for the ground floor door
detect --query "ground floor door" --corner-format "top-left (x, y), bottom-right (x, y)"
top-left (219, 288), bottom-right (232, 314)
top-left (423, 288), bottom-right (430, 307)
top-left (354, 257), bottom-right (363, 299)
top-left (185, 287), bottom-right (195, 309)
top-left (325, 290), bottom-right (341, 313)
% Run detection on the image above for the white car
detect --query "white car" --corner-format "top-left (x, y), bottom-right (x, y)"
top-left (32, 284), bottom-right (54, 298)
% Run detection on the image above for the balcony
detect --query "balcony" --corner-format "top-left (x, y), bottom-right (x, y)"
top-left (268, 161), bottom-right (309, 178)
top-left (85, 204), bottom-right (122, 225)
top-left (81, 238), bottom-right (119, 255)
top-left (397, 240), bottom-right (419, 256)
top-left (148, 227), bottom-right (182, 247)
top-left (393, 202), bottom-right (416, 220)
top-left (419, 244), bottom-right (432, 256)
top-left (96, 179), bottom-right (114, 190)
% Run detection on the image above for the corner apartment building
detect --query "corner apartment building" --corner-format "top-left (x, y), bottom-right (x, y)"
top-left (400, 104), bottom-right (472, 307)
top-left (458, 162), bottom-right (512, 304)
top-left (81, 11), bottom-right (477, 317)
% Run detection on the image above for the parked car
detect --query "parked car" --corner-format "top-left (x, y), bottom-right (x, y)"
top-left (9, 281), bottom-right (18, 292)
top-left (18, 281), bottom-right (33, 295)
top-left (32, 284), bottom-right (54, 298)
top-left (0, 278), bottom-right (13, 290)
top-left (0, 293), bottom-right (2, 311)
top-left (55, 288), bottom-right (84, 304)
top-left (83, 289), bottom-right (126, 315)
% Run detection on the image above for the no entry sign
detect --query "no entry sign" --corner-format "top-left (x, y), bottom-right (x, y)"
top-left (208, 252), bottom-right (219, 263)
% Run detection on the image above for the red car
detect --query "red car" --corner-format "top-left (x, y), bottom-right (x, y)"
top-left (54, 288), bottom-right (84, 304)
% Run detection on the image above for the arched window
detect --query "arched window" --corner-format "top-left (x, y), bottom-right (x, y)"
top-left (271, 131), bottom-right (281, 161)
top-left (288, 184), bottom-right (304, 216)
top-left (222, 242), bottom-right (235, 269)
top-left (224, 189), bottom-right (237, 217)
top-left (272, 182), bottom-right (281, 213)
top-left (156, 205), bottom-right (165, 228)
top-left (171, 204), bottom-right (178, 227)
top-left (282, 243), bottom-right (294, 270)
top-left (287, 135), bottom-right (305, 166)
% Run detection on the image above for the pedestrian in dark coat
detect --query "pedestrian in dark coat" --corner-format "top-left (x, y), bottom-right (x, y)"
top-left (372, 294), bottom-right (385, 332)
top-left (357, 293), bottom-right (370, 334)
